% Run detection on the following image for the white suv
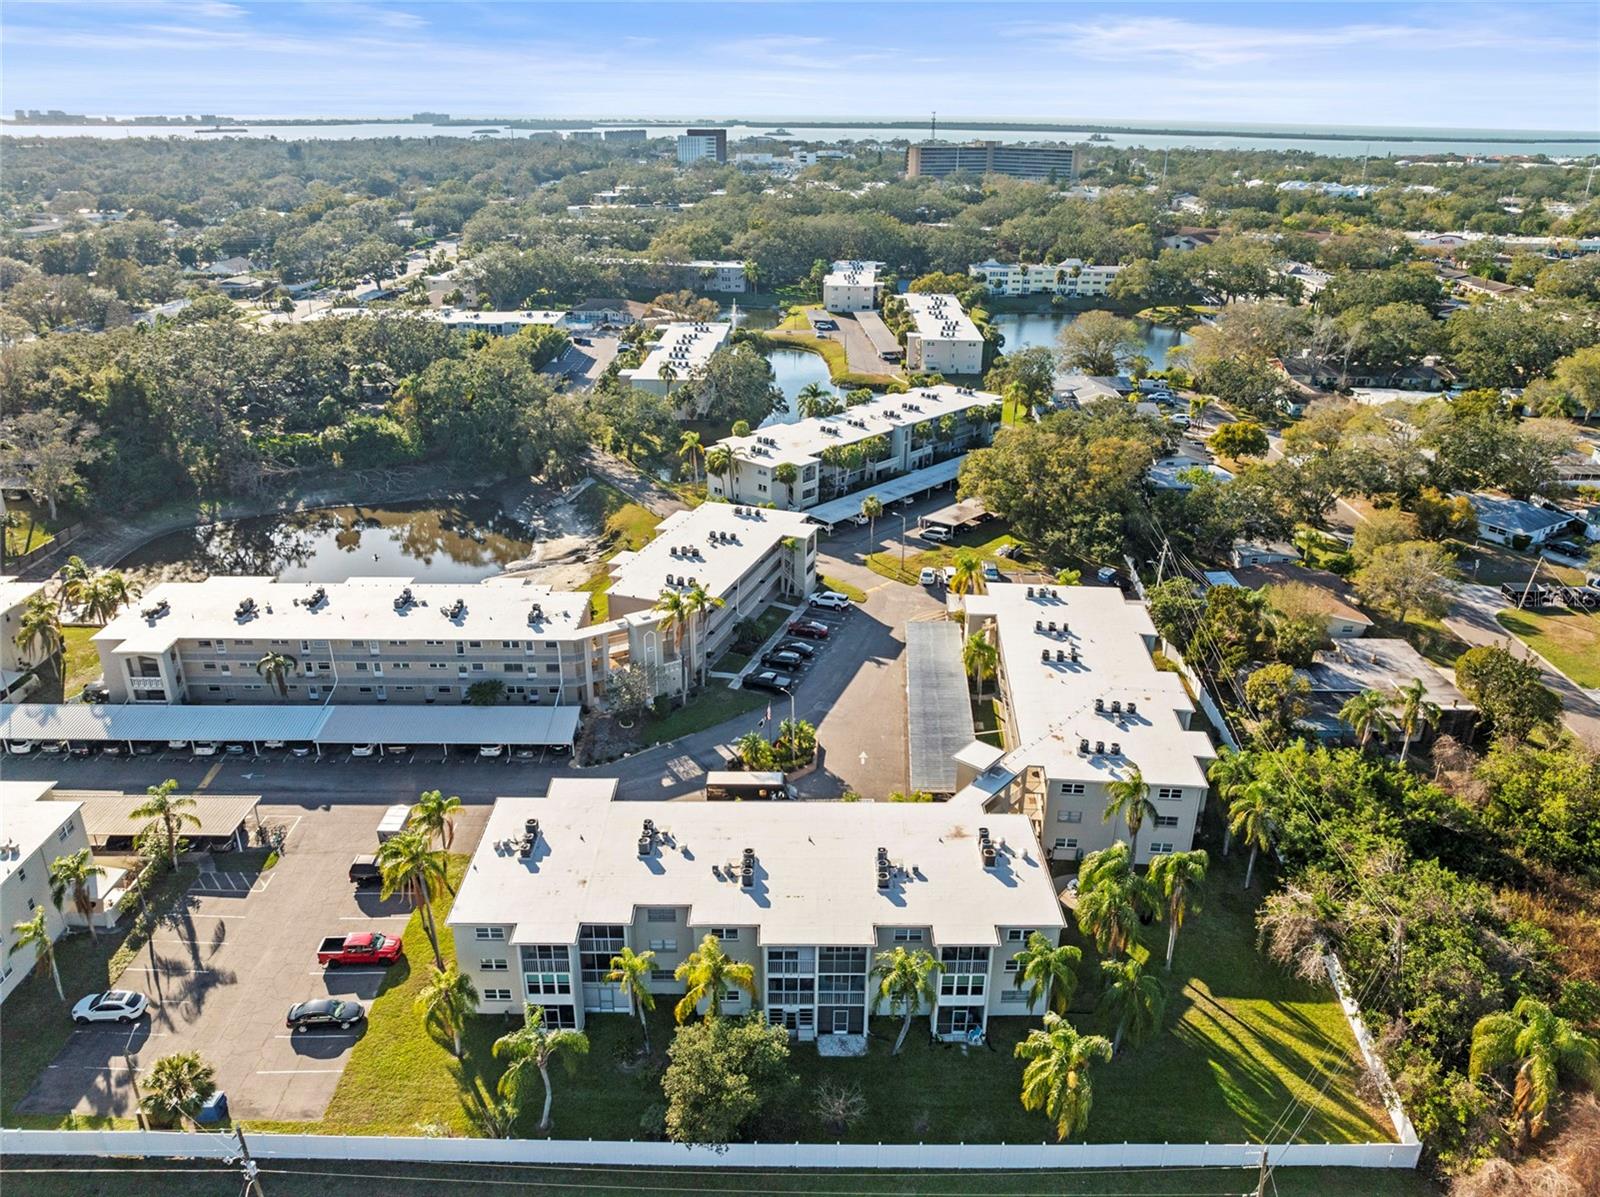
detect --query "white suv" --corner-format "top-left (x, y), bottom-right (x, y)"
top-left (810, 591), bottom-right (852, 610)
top-left (72, 990), bottom-right (150, 1024)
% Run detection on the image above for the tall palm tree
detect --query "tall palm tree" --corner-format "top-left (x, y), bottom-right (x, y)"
top-left (14, 592), bottom-right (63, 677)
top-left (963, 625), bottom-right (999, 703)
top-left (1148, 849), bottom-right (1208, 971)
top-left (130, 779), bottom-right (200, 871)
top-left (773, 462), bottom-right (799, 507)
top-left (860, 495), bottom-right (884, 549)
top-left (606, 946), bottom-right (657, 1053)
top-left (56, 555), bottom-right (92, 616)
top-left (1470, 997), bottom-right (1599, 1143)
top-left (494, 1003), bottom-right (591, 1134)
top-left (1098, 955), bottom-right (1168, 1054)
top-left (652, 587), bottom-right (692, 706)
top-left (1103, 767), bottom-right (1157, 862)
top-left (1075, 842), bottom-right (1153, 955)
top-left (657, 360), bottom-right (677, 390)
top-left (8, 909), bottom-right (63, 1001)
top-left (795, 381), bottom-right (831, 419)
top-left (415, 964), bottom-right (478, 1057)
top-left (1339, 690), bottom-right (1396, 752)
top-left (677, 430), bottom-right (703, 488)
top-left (1188, 394), bottom-right (1207, 431)
top-left (49, 848), bottom-right (106, 941)
top-left (870, 946), bottom-right (944, 1054)
top-left (1228, 780), bottom-right (1278, 890)
top-left (1011, 932), bottom-right (1082, 1016)
top-left (673, 933), bottom-right (756, 1023)
top-left (410, 788), bottom-right (463, 850)
top-left (376, 829), bottom-right (450, 969)
top-left (79, 570), bottom-right (142, 625)
top-left (684, 581), bottom-right (726, 687)
top-left (704, 445), bottom-right (733, 498)
top-left (1014, 1012), bottom-right (1113, 1141)
top-left (950, 548), bottom-right (985, 596)
top-left (1394, 677), bottom-right (1441, 765)
top-left (139, 1052), bottom-right (217, 1129)
top-left (1206, 747), bottom-right (1254, 856)
top-left (255, 650), bottom-right (297, 698)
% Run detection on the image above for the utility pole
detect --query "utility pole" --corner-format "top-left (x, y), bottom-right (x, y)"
top-left (1253, 1148), bottom-right (1270, 1197)
top-left (232, 1126), bottom-right (266, 1197)
top-left (898, 512), bottom-right (908, 576)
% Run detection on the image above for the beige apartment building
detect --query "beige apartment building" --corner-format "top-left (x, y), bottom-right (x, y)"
top-left (900, 293), bottom-right (985, 376)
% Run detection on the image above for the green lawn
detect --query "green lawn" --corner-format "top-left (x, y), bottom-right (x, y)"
top-left (577, 482), bottom-right (661, 554)
top-left (1365, 611), bottom-right (1471, 668)
top-left (972, 696), bottom-right (1004, 746)
top-left (3, 501), bottom-right (62, 557)
top-left (0, 1158), bottom-right (1441, 1197)
top-left (1448, 539), bottom-right (1585, 585)
top-left (866, 525), bottom-right (1040, 586)
top-left (641, 686), bottom-right (767, 745)
top-left (1, 864), bottom-right (198, 1129)
top-left (819, 573), bottom-right (867, 602)
top-left (61, 626), bottom-right (101, 698)
top-left (1496, 607), bottom-right (1600, 687)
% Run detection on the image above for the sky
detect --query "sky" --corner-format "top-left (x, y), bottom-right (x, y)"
top-left (1, 0), bottom-right (1596, 131)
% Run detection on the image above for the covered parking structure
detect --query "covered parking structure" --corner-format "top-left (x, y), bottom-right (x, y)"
top-left (905, 621), bottom-right (976, 796)
top-left (918, 497), bottom-right (990, 534)
top-left (805, 458), bottom-right (962, 532)
top-left (60, 790), bottom-right (262, 852)
top-left (1, 702), bottom-right (581, 755)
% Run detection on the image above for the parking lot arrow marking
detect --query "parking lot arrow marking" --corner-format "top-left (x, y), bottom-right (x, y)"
top-left (859, 751), bottom-right (869, 765)
top-left (241, 772), bottom-right (260, 781)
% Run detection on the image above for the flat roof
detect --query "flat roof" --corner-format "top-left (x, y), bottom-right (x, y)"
top-left (448, 780), bottom-right (1065, 947)
top-left (902, 292), bottom-right (981, 344)
top-left (961, 584), bottom-right (1216, 790)
top-left (607, 504), bottom-right (816, 605)
top-left (0, 702), bottom-right (580, 747)
top-left (431, 308), bottom-right (566, 327)
top-left (94, 576), bottom-right (593, 656)
top-left (57, 790), bottom-right (259, 841)
top-left (824, 260), bottom-right (882, 288)
top-left (0, 576), bottom-right (46, 615)
top-left (855, 310), bottom-right (902, 357)
top-left (1297, 639), bottom-right (1471, 709)
top-left (0, 781), bottom-right (76, 883)
top-left (920, 498), bottom-right (988, 530)
top-left (629, 322), bottom-right (731, 385)
top-left (906, 622), bottom-right (974, 795)
top-left (805, 457), bottom-right (963, 528)
top-left (719, 384), bottom-right (999, 471)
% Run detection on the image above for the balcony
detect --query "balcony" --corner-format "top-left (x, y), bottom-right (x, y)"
top-left (128, 676), bottom-right (166, 693)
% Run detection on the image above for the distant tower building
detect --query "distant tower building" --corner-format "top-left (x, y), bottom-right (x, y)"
top-left (905, 141), bottom-right (1076, 182)
top-left (677, 127), bottom-right (728, 165)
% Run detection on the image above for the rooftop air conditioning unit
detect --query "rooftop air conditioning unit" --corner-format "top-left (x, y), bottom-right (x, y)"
top-left (1079, 738), bottom-right (1090, 755)
top-left (741, 865), bottom-right (755, 888)
top-left (1094, 697), bottom-right (1104, 712)
top-left (1110, 742), bottom-right (1121, 756)
top-left (1127, 701), bottom-right (1137, 715)
top-left (1111, 700), bottom-right (1122, 714)
top-left (877, 869), bottom-right (891, 890)
top-left (1095, 740), bottom-right (1105, 755)
top-left (1041, 649), bottom-right (1050, 662)
top-left (1055, 649), bottom-right (1065, 662)
top-left (524, 818), bottom-right (540, 841)
top-left (637, 836), bottom-right (652, 858)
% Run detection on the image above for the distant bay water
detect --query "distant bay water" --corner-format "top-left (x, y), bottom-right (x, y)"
top-left (3, 119), bottom-right (1596, 157)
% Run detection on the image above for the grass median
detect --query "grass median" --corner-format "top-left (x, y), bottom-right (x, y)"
top-left (1496, 607), bottom-right (1600, 687)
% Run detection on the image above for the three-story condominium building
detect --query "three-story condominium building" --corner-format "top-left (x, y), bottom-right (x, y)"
top-left (706, 384), bottom-right (1000, 511)
top-left (968, 260), bottom-right (1123, 299)
top-left (447, 778), bottom-right (1066, 1041)
top-left (822, 260), bottom-right (883, 312)
top-left (91, 504), bottom-right (817, 710)
top-left (1, 577), bottom-right (48, 702)
top-left (953, 584), bottom-right (1217, 866)
top-left (901, 293), bottom-right (985, 376)
top-left (617, 321), bottom-right (733, 399)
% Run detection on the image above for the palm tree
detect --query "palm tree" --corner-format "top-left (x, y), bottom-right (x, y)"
top-left (773, 462), bottom-right (799, 507)
top-left (1470, 997), bottom-right (1600, 1143)
top-left (56, 555), bottom-right (92, 616)
top-left (1098, 955), bottom-right (1168, 1054)
top-left (684, 581), bottom-right (726, 687)
top-left (950, 548), bottom-right (985, 595)
top-left (1207, 747), bottom-right (1253, 856)
top-left (1339, 690), bottom-right (1396, 752)
top-left (8, 909), bottom-right (63, 1001)
top-left (415, 964), bottom-right (478, 1057)
top-left (255, 650), bottom-right (297, 698)
top-left (860, 495), bottom-right (884, 548)
top-left (376, 829), bottom-right (450, 969)
top-left (14, 592), bottom-right (62, 676)
top-left (704, 445), bottom-right (733, 497)
top-left (673, 933), bottom-right (756, 1023)
top-left (1394, 677), bottom-right (1441, 765)
top-left (606, 946), bottom-right (657, 1053)
top-left (1011, 932), bottom-right (1082, 1016)
top-left (1014, 1012), bottom-right (1113, 1141)
top-left (79, 570), bottom-right (142, 625)
top-left (1148, 849), bottom-right (1208, 971)
top-left (1103, 767), bottom-right (1156, 862)
top-left (139, 1052), bottom-right (217, 1129)
top-left (1188, 394), bottom-right (1207, 431)
top-left (678, 430), bottom-right (703, 488)
top-left (652, 587), bottom-right (692, 706)
top-left (411, 788), bottom-right (463, 850)
top-left (796, 381), bottom-right (831, 419)
top-left (963, 624), bottom-right (999, 703)
top-left (130, 779), bottom-right (200, 871)
top-left (1075, 842), bottom-right (1153, 955)
top-left (871, 946), bottom-right (944, 1054)
top-left (49, 848), bottom-right (106, 941)
top-left (657, 360), bottom-right (677, 390)
top-left (493, 1003), bottom-right (591, 1134)
top-left (1228, 780), bottom-right (1278, 890)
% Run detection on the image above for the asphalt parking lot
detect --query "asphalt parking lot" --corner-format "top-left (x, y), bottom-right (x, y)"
top-left (18, 799), bottom-right (491, 1122)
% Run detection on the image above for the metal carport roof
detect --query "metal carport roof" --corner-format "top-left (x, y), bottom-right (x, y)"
top-left (314, 704), bottom-right (580, 747)
top-left (1, 703), bottom-right (327, 743)
top-left (58, 791), bottom-right (260, 841)
top-left (905, 621), bottom-right (976, 795)
top-left (805, 457), bottom-right (963, 529)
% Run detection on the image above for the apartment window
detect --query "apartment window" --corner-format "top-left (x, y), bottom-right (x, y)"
top-left (1154, 815), bottom-right (1181, 829)
top-left (1005, 928), bottom-right (1026, 942)
top-left (1052, 837), bottom-right (1079, 852)
top-left (1004, 958), bottom-right (1020, 974)
top-left (650, 968), bottom-right (676, 983)
top-left (482, 988), bottom-right (512, 1002)
top-left (1148, 842), bottom-right (1176, 855)
top-left (648, 938), bottom-right (678, 953)
top-left (354, 662), bottom-right (368, 672)
top-left (480, 958), bottom-right (508, 972)
top-left (475, 927), bottom-right (506, 941)
top-left (939, 946), bottom-right (989, 998)
top-left (1156, 787), bottom-right (1184, 801)
top-left (578, 925), bottom-right (625, 983)
top-left (520, 945), bottom-right (571, 995)
top-left (645, 908), bottom-right (676, 923)
top-left (891, 929), bottom-right (924, 943)
top-left (197, 640), bottom-right (211, 648)
top-left (545, 663), bottom-right (560, 674)
top-left (16, 866), bottom-right (25, 882)
top-left (1059, 782), bottom-right (1085, 795)
top-left (1055, 809), bottom-right (1083, 823)
top-left (203, 663), bottom-right (217, 671)
top-left (1000, 989), bottom-right (1029, 1004)
top-left (704, 928), bottom-right (740, 942)
top-left (502, 641), bottom-right (519, 649)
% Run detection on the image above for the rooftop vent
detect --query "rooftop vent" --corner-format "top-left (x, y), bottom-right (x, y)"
top-left (637, 835), bottom-right (652, 858)
top-left (740, 864), bottom-right (755, 889)
top-left (524, 818), bottom-right (540, 841)
top-left (981, 842), bottom-right (999, 869)
top-left (877, 868), bottom-right (891, 890)
top-left (518, 835), bottom-right (535, 860)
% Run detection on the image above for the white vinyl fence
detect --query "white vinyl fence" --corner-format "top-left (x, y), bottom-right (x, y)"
top-left (1, 1128), bottom-right (1421, 1170)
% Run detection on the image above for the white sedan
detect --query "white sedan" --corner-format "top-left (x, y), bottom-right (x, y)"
top-left (72, 990), bottom-right (150, 1024)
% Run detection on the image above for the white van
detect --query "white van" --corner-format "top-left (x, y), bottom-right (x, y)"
top-left (376, 804), bottom-right (412, 842)
top-left (921, 525), bottom-right (951, 543)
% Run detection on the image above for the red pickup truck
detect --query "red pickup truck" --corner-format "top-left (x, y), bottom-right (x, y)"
top-left (316, 932), bottom-right (404, 967)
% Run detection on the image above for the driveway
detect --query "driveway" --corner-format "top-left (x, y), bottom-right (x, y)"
top-left (18, 800), bottom-right (489, 1121)
top-left (1443, 583), bottom-right (1600, 749)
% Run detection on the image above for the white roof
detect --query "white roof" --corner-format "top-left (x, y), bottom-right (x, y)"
top-left (629, 322), bottom-right (732, 385)
top-left (824, 259), bottom-right (882, 287)
top-left (902, 292), bottom-right (981, 343)
top-left (431, 308), bottom-right (566, 327)
top-left (962, 584), bottom-right (1215, 790)
top-left (94, 576), bottom-right (593, 656)
top-left (0, 781), bottom-right (79, 883)
top-left (0, 576), bottom-right (46, 616)
top-left (448, 780), bottom-right (1065, 947)
top-left (804, 458), bottom-right (964, 527)
top-left (719, 385), bottom-right (999, 471)
top-left (607, 504), bottom-right (815, 605)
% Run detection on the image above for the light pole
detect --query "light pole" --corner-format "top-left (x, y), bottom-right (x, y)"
top-left (898, 512), bottom-right (908, 577)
